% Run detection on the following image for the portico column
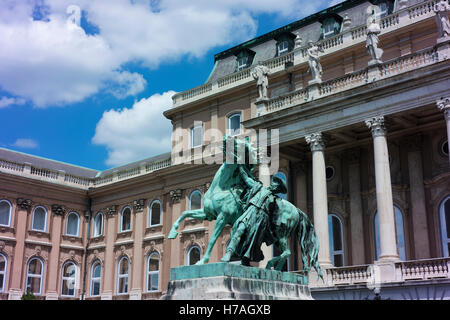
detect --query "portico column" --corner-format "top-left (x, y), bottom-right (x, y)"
top-left (437, 97), bottom-right (450, 164)
top-left (365, 116), bottom-right (400, 262)
top-left (305, 132), bottom-right (332, 267)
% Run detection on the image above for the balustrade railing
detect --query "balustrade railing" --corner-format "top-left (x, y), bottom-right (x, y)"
top-left (397, 258), bottom-right (450, 281)
top-left (30, 166), bottom-right (58, 180)
top-left (0, 159), bottom-right (24, 172)
top-left (172, 0), bottom-right (438, 108)
top-left (64, 174), bottom-right (91, 187)
top-left (326, 265), bottom-right (373, 285)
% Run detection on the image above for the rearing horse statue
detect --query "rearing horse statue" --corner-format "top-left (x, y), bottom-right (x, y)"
top-left (168, 135), bottom-right (257, 265)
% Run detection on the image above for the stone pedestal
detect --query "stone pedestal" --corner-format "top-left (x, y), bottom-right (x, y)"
top-left (161, 262), bottom-right (312, 300)
top-left (255, 99), bottom-right (269, 117)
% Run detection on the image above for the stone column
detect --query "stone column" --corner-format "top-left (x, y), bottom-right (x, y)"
top-left (130, 199), bottom-right (145, 300)
top-left (406, 135), bottom-right (430, 259)
top-left (101, 205), bottom-right (117, 300)
top-left (437, 97), bottom-right (450, 164)
top-left (8, 199), bottom-right (32, 300)
top-left (258, 164), bottom-right (273, 268)
top-left (45, 206), bottom-right (65, 300)
top-left (305, 132), bottom-right (332, 268)
top-left (347, 149), bottom-right (365, 265)
top-left (365, 116), bottom-right (400, 262)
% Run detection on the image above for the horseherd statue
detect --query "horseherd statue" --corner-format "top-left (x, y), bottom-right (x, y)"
top-left (168, 135), bottom-right (322, 278)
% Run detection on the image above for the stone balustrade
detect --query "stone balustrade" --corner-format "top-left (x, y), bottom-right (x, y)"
top-left (311, 257), bottom-right (450, 288)
top-left (171, 0), bottom-right (440, 108)
top-left (0, 154), bottom-right (172, 190)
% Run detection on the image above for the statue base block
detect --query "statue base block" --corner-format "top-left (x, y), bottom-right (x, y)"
top-left (161, 262), bottom-right (312, 300)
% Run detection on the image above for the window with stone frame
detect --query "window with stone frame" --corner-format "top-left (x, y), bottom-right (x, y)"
top-left (0, 253), bottom-right (6, 293)
top-left (117, 256), bottom-right (129, 294)
top-left (90, 261), bottom-right (101, 297)
top-left (149, 200), bottom-right (162, 226)
top-left (0, 200), bottom-right (12, 227)
top-left (439, 196), bottom-right (450, 257)
top-left (328, 214), bottom-right (345, 267)
top-left (61, 261), bottom-right (77, 297)
top-left (66, 212), bottom-right (80, 237)
top-left (26, 257), bottom-right (44, 295)
top-left (189, 190), bottom-right (203, 211)
top-left (146, 252), bottom-right (160, 292)
top-left (31, 206), bottom-right (47, 232)
top-left (187, 245), bottom-right (201, 265)
top-left (227, 112), bottom-right (242, 136)
top-left (190, 124), bottom-right (203, 148)
top-left (120, 207), bottom-right (131, 232)
top-left (93, 212), bottom-right (104, 237)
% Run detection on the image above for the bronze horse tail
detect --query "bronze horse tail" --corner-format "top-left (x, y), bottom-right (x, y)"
top-left (297, 208), bottom-right (323, 281)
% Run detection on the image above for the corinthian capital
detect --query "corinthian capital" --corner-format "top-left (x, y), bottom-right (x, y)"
top-left (305, 132), bottom-right (326, 152)
top-left (365, 116), bottom-right (387, 137)
top-left (437, 97), bottom-right (450, 118)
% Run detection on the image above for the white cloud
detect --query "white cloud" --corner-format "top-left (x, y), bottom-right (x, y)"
top-left (12, 138), bottom-right (39, 149)
top-left (0, 0), bottom-right (334, 107)
top-left (92, 90), bottom-right (175, 166)
top-left (0, 96), bottom-right (26, 108)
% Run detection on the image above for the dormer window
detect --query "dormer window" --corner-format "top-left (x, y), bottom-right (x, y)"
top-left (369, 0), bottom-right (394, 19)
top-left (319, 15), bottom-right (343, 40)
top-left (237, 56), bottom-right (248, 71)
top-left (278, 41), bottom-right (289, 55)
top-left (378, 2), bottom-right (388, 18)
top-left (234, 49), bottom-right (255, 72)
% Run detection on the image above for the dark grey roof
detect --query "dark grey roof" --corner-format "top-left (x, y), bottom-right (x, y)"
top-left (0, 147), bottom-right (99, 178)
top-left (206, 0), bottom-right (387, 84)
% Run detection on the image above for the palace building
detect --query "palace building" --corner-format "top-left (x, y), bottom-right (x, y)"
top-left (0, 0), bottom-right (449, 300)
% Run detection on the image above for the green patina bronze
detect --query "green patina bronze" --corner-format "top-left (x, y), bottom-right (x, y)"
top-left (168, 135), bottom-right (322, 279)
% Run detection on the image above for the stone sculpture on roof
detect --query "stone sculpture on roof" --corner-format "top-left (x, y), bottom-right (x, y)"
top-left (251, 62), bottom-right (270, 101)
top-left (307, 40), bottom-right (323, 83)
top-left (366, 13), bottom-right (383, 65)
top-left (434, 0), bottom-right (450, 39)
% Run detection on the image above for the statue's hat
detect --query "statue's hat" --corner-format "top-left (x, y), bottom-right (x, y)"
top-left (271, 176), bottom-right (287, 194)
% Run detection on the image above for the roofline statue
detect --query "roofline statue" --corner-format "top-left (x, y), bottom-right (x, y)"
top-left (307, 40), bottom-right (323, 84)
top-left (251, 62), bottom-right (270, 101)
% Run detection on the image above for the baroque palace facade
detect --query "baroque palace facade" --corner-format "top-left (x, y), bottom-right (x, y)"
top-left (1, 0), bottom-right (450, 300)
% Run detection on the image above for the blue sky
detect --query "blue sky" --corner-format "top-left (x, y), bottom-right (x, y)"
top-left (0, 0), bottom-right (342, 171)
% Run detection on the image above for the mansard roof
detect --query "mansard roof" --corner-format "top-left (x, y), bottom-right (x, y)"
top-left (206, 0), bottom-right (421, 84)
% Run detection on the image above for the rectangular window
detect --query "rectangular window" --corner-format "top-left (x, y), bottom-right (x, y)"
top-left (237, 56), bottom-right (248, 71)
top-left (191, 125), bottom-right (203, 148)
top-left (323, 22), bottom-right (335, 38)
top-left (278, 41), bottom-right (289, 55)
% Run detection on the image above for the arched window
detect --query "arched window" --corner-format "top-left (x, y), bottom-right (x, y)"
top-left (439, 196), bottom-right (450, 257)
top-left (328, 214), bottom-right (345, 267)
top-left (374, 206), bottom-right (406, 261)
top-left (120, 207), bottom-right (131, 232)
top-left (186, 245), bottom-right (201, 265)
top-left (189, 190), bottom-right (202, 211)
top-left (0, 200), bottom-right (12, 227)
top-left (0, 253), bottom-right (7, 293)
top-left (26, 257), bottom-right (44, 295)
top-left (66, 212), bottom-right (80, 237)
top-left (149, 200), bottom-right (161, 226)
top-left (32, 206), bottom-right (47, 232)
top-left (90, 261), bottom-right (101, 297)
top-left (272, 171), bottom-right (287, 200)
top-left (227, 113), bottom-right (241, 136)
top-left (117, 256), bottom-right (129, 294)
top-left (61, 261), bottom-right (77, 297)
top-left (146, 252), bottom-right (160, 292)
top-left (191, 124), bottom-right (203, 148)
top-left (93, 212), bottom-right (104, 237)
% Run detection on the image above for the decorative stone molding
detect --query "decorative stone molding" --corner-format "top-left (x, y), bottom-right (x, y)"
top-left (365, 116), bottom-right (387, 137)
top-left (105, 205), bottom-right (117, 217)
top-left (51, 204), bottom-right (66, 216)
top-left (342, 13), bottom-right (352, 31)
top-left (305, 132), bottom-right (326, 152)
top-left (16, 198), bottom-right (32, 211)
top-left (169, 189), bottom-right (182, 204)
top-left (133, 199), bottom-right (146, 213)
top-left (436, 96), bottom-right (450, 118)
